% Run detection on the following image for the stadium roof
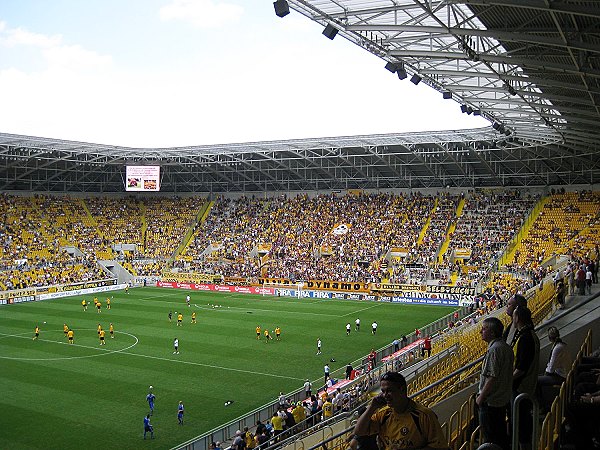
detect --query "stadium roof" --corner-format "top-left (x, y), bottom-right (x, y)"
top-left (0, 0), bottom-right (599, 193)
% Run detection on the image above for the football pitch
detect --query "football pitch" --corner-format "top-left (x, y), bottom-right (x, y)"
top-left (0, 287), bottom-right (454, 450)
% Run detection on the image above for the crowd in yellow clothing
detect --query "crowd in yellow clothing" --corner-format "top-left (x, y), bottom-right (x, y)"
top-left (2, 191), bottom-right (599, 294)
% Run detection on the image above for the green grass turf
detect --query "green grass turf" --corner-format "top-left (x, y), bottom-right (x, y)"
top-left (0, 287), bottom-right (454, 449)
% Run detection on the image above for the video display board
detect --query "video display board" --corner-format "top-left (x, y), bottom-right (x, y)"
top-left (125, 166), bottom-right (160, 192)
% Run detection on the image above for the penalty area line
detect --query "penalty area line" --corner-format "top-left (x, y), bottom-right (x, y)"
top-left (119, 349), bottom-right (305, 381)
top-left (342, 303), bottom-right (381, 317)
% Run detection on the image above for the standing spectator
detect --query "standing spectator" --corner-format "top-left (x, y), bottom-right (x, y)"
top-left (415, 328), bottom-right (421, 338)
top-left (556, 281), bottom-right (566, 309)
top-left (232, 430), bottom-right (245, 450)
top-left (278, 392), bottom-right (287, 408)
top-left (586, 265), bottom-right (593, 294)
top-left (322, 396), bottom-right (334, 421)
top-left (371, 321), bottom-right (378, 335)
top-left (271, 412), bottom-right (283, 441)
top-left (502, 294), bottom-right (527, 346)
top-left (422, 335), bottom-right (432, 358)
top-left (401, 335), bottom-right (408, 348)
top-left (368, 349), bottom-right (377, 370)
top-left (244, 426), bottom-right (256, 450)
top-left (567, 266), bottom-right (576, 295)
top-left (392, 338), bottom-right (399, 352)
top-left (304, 379), bottom-right (312, 398)
top-left (354, 371), bottom-right (448, 450)
top-left (476, 317), bottom-right (513, 450)
top-left (324, 364), bottom-right (330, 384)
top-left (346, 363), bottom-right (353, 380)
top-left (511, 306), bottom-right (540, 450)
top-left (292, 402), bottom-right (306, 430)
top-left (143, 414), bottom-right (154, 439)
top-left (576, 265), bottom-right (586, 295)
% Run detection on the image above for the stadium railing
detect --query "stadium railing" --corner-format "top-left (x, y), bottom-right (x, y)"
top-left (172, 303), bottom-right (470, 450)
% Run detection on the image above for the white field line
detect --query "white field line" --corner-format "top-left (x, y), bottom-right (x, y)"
top-left (0, 330), bottom-right (304, 381)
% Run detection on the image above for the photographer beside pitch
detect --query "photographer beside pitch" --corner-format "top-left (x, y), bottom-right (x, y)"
top-left (354, 371), bottom-right (448, 450)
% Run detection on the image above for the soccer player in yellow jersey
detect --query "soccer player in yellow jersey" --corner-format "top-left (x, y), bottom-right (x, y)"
top-left (93, 297), bottom-right (98, 306)
top-left (275, 327), bottom-right (281, 340)
top-left (64, 323), bottom-right (69, 337)
top-left (82, 299), bottom-right (87, 311)
top-left (109, 323), bottom-right (114, 338)
top-left (106, 297), bottom-right (111, 310)
top-left (99, 329), bottom-right (106, 345)
top-left (177, 313), bottom-right (183, 326)
top-left (96, 301), bottom-right (102, 313)
top-left (264, 329), bottom-right (271, 342)
top-left (97, 323), bottom-right (102, 335)
top-left (67, 329), bottom-right (74, 343)
top-left (191, 312), bottom-right (196, 324)
top-left (256, 326), bottom-right (261, 339)
top-left (33, 325), bottom-right (40, 340)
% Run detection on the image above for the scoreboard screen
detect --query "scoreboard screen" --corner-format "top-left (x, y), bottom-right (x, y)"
top-left (125, 165), bottom-right (160, 192)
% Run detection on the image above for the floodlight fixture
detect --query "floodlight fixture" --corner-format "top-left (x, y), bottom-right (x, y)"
top-left (397, 68), bottom-right (407, 80)
top-left (273, 0), bottom-right (290, 18)
top-left (442, 91), bottom-right (452, 100)
top-left (323, 24), bottom-right (338, 40)
top-left (384, 62), bottom-right (397, 73)
top-left (410, 74), bottom-right (422, 85)
top-left (460, 105), bottom-right (468, 113)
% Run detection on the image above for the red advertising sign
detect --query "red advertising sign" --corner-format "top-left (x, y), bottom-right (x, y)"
top-left (156, 281), bottom-right (273, 296)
